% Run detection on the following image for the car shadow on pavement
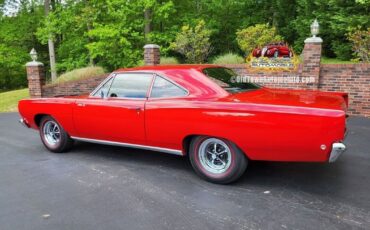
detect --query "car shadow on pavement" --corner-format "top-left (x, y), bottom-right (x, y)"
top-left (71, 141), bottom-right (347, 196)
top-left (72, 141), bottom-right (191, 171)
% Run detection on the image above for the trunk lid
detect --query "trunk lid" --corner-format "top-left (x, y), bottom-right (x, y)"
top-left (225, 88), bottom-right (347, 111)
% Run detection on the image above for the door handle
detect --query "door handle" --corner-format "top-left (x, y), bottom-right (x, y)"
top-left (128, 107), bottom-right (142, 114)
top-left (128, 107), bottom-right (141, 111)
top-left (76, 103), bottom-right (85, 107)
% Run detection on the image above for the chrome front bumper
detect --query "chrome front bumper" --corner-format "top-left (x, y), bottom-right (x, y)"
top-left (329, 142), bottom-right (346, 163)
top-left (19, 118), bottom-right (30, 128)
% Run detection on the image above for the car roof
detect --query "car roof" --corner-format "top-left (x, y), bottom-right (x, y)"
top-left (114, 64), bottom-right (221, 73)
top-left (112, 64), bottom-right (230, 99)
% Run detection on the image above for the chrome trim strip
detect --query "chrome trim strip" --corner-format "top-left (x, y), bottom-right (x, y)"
top-left (329, 142), bottom-right (346, 163)
top-left (71, 136), bottom-right (183, 156)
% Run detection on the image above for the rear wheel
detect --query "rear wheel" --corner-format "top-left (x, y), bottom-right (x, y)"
top-left (39, 116), bottom-right (74, 153)
top-left (189, 136), bottom-right (248, 184)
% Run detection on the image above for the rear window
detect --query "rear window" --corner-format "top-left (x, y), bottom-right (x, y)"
top-left (203, 67), bottom-right (260, 93)
top-left (150, 76), bottom-right (187, 98)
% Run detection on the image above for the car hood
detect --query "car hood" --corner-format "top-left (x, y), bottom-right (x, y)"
top-left (224, 88), bottom-right (347, 111)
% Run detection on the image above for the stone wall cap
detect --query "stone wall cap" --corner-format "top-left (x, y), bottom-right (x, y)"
top-left (26, 61), bottom-right (44, 67)
top-left (304, 37), bottom-right (323, 44)
top-left (143, 44), bottom-right (160, 49)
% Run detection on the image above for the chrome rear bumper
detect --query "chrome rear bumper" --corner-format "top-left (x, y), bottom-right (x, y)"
top-left (329, 142), bottom-right (346, 163)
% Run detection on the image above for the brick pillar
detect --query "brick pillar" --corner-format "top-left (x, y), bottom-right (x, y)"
top-left (144, 44), bottom-right (160, 66)
top-left (26, 61), bottom-right (45, 98)
top-left (301, 36), bottom-right (323, 89)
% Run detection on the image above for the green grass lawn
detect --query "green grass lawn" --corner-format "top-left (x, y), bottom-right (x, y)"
top-left (321, 57), bottom-right (357, 64)
top-left (0, 88), bottom-right (29, 113)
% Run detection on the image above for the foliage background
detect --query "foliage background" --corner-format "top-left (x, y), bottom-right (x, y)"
top-left (0, 0), bottom-right (369, 91)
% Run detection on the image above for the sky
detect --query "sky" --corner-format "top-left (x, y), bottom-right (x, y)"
top-left (1, 0), bottom-right (23, 16)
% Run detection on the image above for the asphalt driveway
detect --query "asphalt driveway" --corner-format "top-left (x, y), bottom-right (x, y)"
top-left (0, 112), bottom-right (369, 230)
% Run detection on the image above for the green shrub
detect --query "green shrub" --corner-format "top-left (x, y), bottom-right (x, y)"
top-left (137, 60), bottom-right (145, 66)
top-left (52, 66), bottom-right (105, 85)
top-left (212, 53), bottom-right (244, 64)
top-left (236, 24), bottom-right (283, 55)
top-left (170, 20), bottom-right (212, 63)
top-left (331, 41), bottom-right (353, 61)
top-left (160, 57), bottom-right (179, 65)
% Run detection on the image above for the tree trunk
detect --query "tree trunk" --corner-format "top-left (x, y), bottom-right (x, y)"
top-left (87, 22), bottom-right (95, 66)
top-left (44, 0), bottom-right (57, 82)
top-left (144, 8), bottom-right (152, 42)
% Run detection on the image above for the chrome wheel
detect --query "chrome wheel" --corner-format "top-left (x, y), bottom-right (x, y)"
top-left (43, 120), bottom-right (61, 146)
top-left (198, 138), bottom-right (232, 174)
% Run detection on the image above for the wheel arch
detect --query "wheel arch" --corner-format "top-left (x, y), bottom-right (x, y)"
top-left (182, 134), bottom-right (198, 156)
top-left (34, 114), bottom-right (50, 127)
top-left (182, 134), bottom-right (250, 160)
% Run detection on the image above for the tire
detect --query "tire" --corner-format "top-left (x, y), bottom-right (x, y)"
top-left (189, 136), bottom-right (248, 184)
top-left (39, 116), bottom-right (74, 153)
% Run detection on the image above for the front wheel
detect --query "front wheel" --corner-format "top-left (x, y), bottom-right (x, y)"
top-left (39, 116), bottom-right (74, 153)
top-left (189, 136), bottom-right (248, 184)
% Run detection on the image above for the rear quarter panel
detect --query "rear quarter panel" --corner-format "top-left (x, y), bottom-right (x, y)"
top-left (145, 99), bottom-right (346, 162)
top-left (18, 98), bottom-right (76, 135)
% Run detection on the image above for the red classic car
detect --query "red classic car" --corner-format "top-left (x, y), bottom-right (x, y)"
top-left (18, 65), bottom-right (348, 184)
top-left (252, 42), bottom-right (293, 58)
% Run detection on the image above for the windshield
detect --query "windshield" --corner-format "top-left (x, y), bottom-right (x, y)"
top-left (202, 67), bottom-right (261, 93)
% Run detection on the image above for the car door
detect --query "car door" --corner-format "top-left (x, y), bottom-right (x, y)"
top-left (73, 72), bottom-right (154, 145)
top-left (145, 74), bottom-right (190, 150)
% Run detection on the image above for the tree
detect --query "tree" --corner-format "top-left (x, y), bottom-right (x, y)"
top-left (293, 0), bottom-right (370, 58)
top-left (1, 0), bottom-right (370, 92)
top-left (170, 20), bottom-right (212, 63)
top-left (0, 0), bottom-right (45, 91)
top-left (44, 0), bottom-right (57, 81)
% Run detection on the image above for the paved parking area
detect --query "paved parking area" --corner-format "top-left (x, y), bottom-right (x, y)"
top-left (0, 112), bottom-right (369, 230)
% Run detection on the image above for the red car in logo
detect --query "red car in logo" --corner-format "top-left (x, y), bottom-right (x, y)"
top-left (252, 42), bottom-right (293, 58)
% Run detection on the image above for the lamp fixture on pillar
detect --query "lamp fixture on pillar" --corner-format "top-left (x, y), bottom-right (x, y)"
top-left (30, 48), bottom-right (38, 62)
top-left (310, 19), bottom-right (319, 38)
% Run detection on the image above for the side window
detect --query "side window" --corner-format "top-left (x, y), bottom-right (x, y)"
top-left (108, 73), bottom-right (153, 98)
top-left (93, 77), bottom-right (113, 98)
top-left (150, 76), bottom-right (188, 98)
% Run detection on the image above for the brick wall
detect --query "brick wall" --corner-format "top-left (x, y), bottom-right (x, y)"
top-left (42, 74), bottom-right (109, 97)
top-left (144, 44), bottom-right (160, 66)
top-left (26, 62), bottom-right (45, 98)
top-left (319, 64), bottom-right (370, 117)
